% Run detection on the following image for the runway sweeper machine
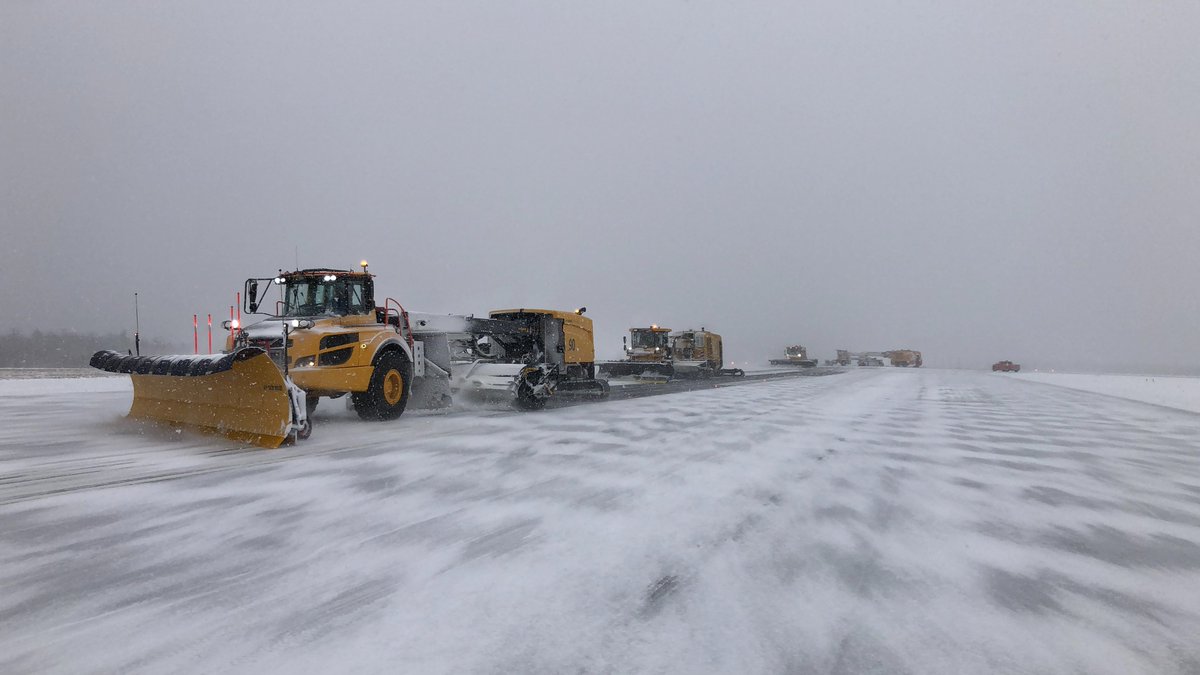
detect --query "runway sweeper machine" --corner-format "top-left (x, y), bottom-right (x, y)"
top-left (598, 325), bottom-right (676, 379)
top-left (91, 263), bottom-right (607, 447)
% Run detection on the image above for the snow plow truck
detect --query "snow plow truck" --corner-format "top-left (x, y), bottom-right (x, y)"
top-left (91, 263), bottom-right (607, 447)
top-left (886, 349), bottom-right (923, 367)
top-left (598, 325), bottom-right (675, 379)
top-left (669, 329), bottom-right (744, 378)
top-left (769, 345), bottom-right (817, 367)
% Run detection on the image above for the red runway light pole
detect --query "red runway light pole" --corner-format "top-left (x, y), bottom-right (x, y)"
top-left (193, 314), bottom-right (199, 354)
top-left (207, 314), bottom-right (212, 354)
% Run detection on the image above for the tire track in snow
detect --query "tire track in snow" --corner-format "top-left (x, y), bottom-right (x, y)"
top-left (0, 370), bottom-right (840, 506)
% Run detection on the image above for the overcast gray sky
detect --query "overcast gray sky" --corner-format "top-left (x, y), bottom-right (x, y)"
top-left (2, 1), bottom-right (1197, 371)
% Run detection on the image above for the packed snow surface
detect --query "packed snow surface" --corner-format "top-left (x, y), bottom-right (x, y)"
top-left (2, 369), bottom-right (1200, 674)
top-left (1011, 371), bottom-right (1200, 414)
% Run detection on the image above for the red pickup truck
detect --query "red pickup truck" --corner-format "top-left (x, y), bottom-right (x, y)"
top-left (992, 360), bottom-right (1021, 372)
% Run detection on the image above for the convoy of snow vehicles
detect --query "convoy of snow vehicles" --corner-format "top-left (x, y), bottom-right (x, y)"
top-left (89, 261), bottom-right (932, 449)
top-left (992, 360), bottom-right (1021, 372)
top-left (824, 349), bottom-right (923, 368)
top-left (597, 326), bottom-right (746, 380)
top-left (92, 263), bottom-right (734, 448)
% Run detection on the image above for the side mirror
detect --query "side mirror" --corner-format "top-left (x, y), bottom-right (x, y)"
top-left (247, 280), bottom-right (259, 313)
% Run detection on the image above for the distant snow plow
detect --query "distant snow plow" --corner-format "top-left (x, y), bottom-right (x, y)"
top-left (89, 347), bottom-right (309, 448)
top-left (769, 345), bottom-right (817, 368)
top-left (598, 325), bottom-right (676, 380)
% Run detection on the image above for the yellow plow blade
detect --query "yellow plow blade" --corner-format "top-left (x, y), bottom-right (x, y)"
top-left (91, 348), bottom-right (294, 449)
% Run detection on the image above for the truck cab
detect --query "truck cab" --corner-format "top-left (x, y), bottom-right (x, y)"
top-left (626, 326), bottom-right (672, 362)
top-left (232, 267), bottom-right (422, 420)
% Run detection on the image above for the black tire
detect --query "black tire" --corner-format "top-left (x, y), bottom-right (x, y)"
top-left (513, 368), bottom-right (552, 410)
top-left (306, 396), bottom-right (319, 416)
top-left (353, 351), bottom-right (411, 421)
top-left (295, 415), bottom-right (313, 441)
top-left (514, 391), bottom-right (548, 410)
top-left (281, 401), bottom-right (313, 446)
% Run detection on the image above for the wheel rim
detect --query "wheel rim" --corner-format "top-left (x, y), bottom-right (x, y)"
top-left (383, 369), bottom-right (404, 405)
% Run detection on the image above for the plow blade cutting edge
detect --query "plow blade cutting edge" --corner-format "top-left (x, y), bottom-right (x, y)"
top-left (90, 347), bottom-right (299, 448)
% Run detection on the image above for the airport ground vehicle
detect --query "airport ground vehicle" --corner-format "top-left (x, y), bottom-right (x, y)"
top-left (598, 325), bottom-right (675, 379)
top-left (671, 329), bottom-right (744, 377)
top-left (769, 345), bottom-right (817, 367)
top-left (454, 308), bottom-right (609, 408)
top-left (992, 360), bottom-right (1021, 372)
top-left (830, 349), bottom-right (888, 366)
top-left (828, 348), bottom-right (921, 367)
top-left (886, 350), bottom-right (923, 367)
top-left (829, 349), bottom-right (853, 366)
top-left (91, 264), bottom-right (606, 446)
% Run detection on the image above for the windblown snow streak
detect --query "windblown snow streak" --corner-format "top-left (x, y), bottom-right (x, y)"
top-left (1, 370), bottom-right (1199, 673)
top-left (1011, 371), bottom-right (1200, 414)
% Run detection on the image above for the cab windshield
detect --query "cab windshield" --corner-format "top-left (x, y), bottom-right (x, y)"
top-left (631, 330), bottom-right (668, 349)
top-left (282, 277), bottom-right (368, 317)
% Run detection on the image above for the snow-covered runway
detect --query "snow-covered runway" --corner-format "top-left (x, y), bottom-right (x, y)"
top-left (2, 369), bottom-right (1199, 673)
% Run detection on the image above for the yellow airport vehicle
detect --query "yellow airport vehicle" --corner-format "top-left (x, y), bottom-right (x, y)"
top-left (92, 264), bottom-right (609, 445)
top-left (885, 349), bottom-right (923, 367)
top-left (598, 325), bottom-right (675, 379)
top-left (229, 264), bottom-right (421, 421)
top-left (769, 345), bottom-right (817, 367)
top-left (670, 329), bottom-right (744, 378)
top-left (454, 308), bottom-right (609, 408)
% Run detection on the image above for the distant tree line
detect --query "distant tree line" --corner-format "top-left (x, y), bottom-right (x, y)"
top-left (0, 330), bottom-right (187, 368)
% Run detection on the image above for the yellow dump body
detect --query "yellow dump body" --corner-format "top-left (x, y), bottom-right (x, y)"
top-left (91, 348), bottom-right (295, 448)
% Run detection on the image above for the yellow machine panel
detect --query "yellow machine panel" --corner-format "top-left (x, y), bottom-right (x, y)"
top-left (562, 314), bottom-right (595, 365)
top-left (115, 349), bottom-right (295, 448)
top-left (489, 308), bottom-right (596, 365)
top-left (671, 329), bottom-right (724, 374)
